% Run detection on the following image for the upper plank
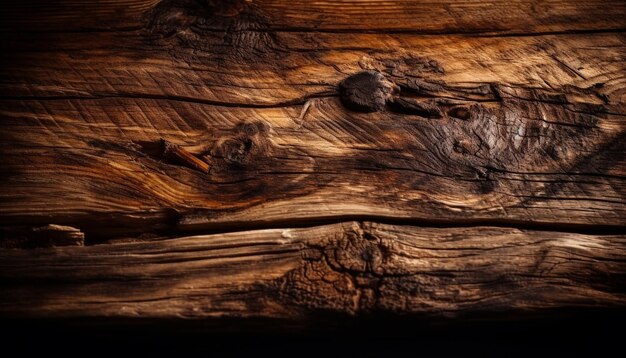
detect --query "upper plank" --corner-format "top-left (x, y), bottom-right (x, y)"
top-left (1, 0), bottom-right (624, 34)
top-left (0, 0), bottom-right (624, 240)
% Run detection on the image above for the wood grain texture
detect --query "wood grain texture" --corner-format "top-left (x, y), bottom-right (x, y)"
top-left (1, 222), bottom-right (625, 319)
top-left (1, 27), bottom-right (625, 237)
top-left (0, 0), bottom-right (160, 32)
top-left (0, 0), bottom-right (625, 323)
top-left (241, 0), bottom-right (626, 33)
top-left (1, 0), bottom-right (624, 34)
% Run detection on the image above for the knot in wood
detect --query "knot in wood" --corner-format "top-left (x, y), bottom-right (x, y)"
top-left (147, 0), bottom-right (205, 36)
top-left (339, 71), bottom-right (398, 112)
top-left (274, 227), bottom-right (401, 314)
top-left (211, 121), bottom-right (270, 167)
top-left (328, 231), bottom-right (386, 276)
top-left (220, 138), bottom-right (253, 165)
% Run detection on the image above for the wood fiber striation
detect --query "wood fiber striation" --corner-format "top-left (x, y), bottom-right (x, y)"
top-left (0, 0), bottom-right (624, 323)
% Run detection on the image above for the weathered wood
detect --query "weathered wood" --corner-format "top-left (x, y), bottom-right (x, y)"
top-left (1, 222), bottom-right (625, 319)
top-left (0, 0), bottom-right (625, 324)
top-left (1, 31), bottom-right (625, 238)
top-left (1, 0), bottom-right (624, 33)
top-left (0, 224), bottom-right (84, 249)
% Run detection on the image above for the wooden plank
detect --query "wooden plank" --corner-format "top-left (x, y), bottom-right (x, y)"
top-left (1, 222), bottom-right (624, 319)
top-left (1, 0), bottom-right (624, 34)
top-left (0, 30), bottom-right (624, 238)
top-left (246, 0), bottom-right (626, 33)
top-left (3, 31), bottom-right (625, 103)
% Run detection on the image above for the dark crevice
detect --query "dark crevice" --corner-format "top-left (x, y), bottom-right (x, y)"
top-left (0, 26), bottom-right (144, 35)
top-left (222, 27), bottom-right (626, 38)
top-left (475, 28), bottom-right (626, 38)
top-left (1, 25), bottom-right (624, 37)
top-left (174, 214), bottom-right (626, 239)
top-left (11, 212), bottom-right (624, 249)
top-left (0, 91), bottom-right (339, 109)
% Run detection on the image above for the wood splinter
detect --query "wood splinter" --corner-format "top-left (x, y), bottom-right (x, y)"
top-left (161, 138), bottom-right (210, 174)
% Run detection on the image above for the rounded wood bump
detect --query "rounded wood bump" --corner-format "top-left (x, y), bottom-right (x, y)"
top-left (339, 71), bottom-right (399, 112)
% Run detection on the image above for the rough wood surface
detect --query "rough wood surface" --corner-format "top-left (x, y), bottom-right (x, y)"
top-left (1, 222), bottom-right (625, 319)
top-left (2, 0), bottom-right (624, 33)
top-left (1, 31), bottom-right (625, 238)
top-left (0, 0), bottom-right (625, 324)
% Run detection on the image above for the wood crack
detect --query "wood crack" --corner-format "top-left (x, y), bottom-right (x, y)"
top-left (176, 215), bottom-right (626, 238)
top-left (0, 92), bottom-right (339, 109)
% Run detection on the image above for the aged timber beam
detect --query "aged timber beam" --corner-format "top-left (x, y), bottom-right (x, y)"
top-left (1, 222), bottom-right (625, 320)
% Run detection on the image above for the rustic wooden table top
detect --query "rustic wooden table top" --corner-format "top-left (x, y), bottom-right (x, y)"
top-left (0, 0), bottom-right (625, 337)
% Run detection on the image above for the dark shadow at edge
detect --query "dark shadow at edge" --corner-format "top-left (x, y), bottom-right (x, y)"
top-left (3, 307), bottom-right (625, 356)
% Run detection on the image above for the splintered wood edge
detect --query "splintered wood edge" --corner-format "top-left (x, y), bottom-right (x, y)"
top-left (0, 221), bottom-right (624, 320)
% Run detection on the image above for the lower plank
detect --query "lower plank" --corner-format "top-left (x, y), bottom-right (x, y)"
top-left (1, 221), bottom-right (624, 321)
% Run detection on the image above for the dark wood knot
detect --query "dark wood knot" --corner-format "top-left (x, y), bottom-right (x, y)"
top-left (210, 121), bottom-right (270, 168)
top-left (339, 71), bottom-right (399, 112)
top-left (219, 137), bottom-right (253, 166)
